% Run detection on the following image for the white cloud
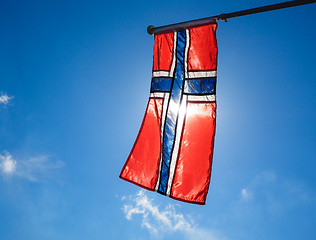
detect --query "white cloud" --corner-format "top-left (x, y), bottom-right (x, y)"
top-left (240, 188), bottom-right (253, 201)
top-left (122, 190), bottom-right (228, 240)
top-left (0, 92), bottom-right (13, 105)
top-left (0, 152), bottom-right (64, 182)
top-left (0, 154), bottom-right (17, 174)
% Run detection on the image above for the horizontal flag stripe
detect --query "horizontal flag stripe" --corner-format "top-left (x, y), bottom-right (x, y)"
top-left (184, 78), bottom-right (216, 94)
top-left (150, 92), bottom-right (166, 98)
top-left (153, 70), bottom-right (217, 79)
top-left (152, 71), bottom-right (172, 78)
top-left (151, 77), bottom-right (173, 92)
top-left (187, 70), bottom-right (217, 78)
top-left (151, 77), bottom-right (216, 94)
top-left (187, 95), bottom-right (216, 102)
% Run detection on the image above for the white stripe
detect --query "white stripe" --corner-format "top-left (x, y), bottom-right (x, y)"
top-left (187, 71), bottom-right (217, 78)
top-left (152, 71), bottom-right (171, 78)
top-left (150, 92), bottom-right (165, 98)
top-left (187, 94), bottom-right (216, 102)
top-left (154, 93), bottom-right (170, 191)
top-left (166, 95), bottom-right (188, 196)
top-left (169, 32), bottom-right (177, 77)
top-left (184, 29), bottom-right (190, 79)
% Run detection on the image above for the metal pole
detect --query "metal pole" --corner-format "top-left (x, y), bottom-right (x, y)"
top-left (147, 0), bottom-right (316, 35)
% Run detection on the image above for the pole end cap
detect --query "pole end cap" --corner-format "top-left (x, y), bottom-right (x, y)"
top-left (147, 25), bottom-right (155, 35)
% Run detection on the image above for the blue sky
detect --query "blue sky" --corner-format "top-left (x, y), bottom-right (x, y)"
top-left (0, 0), bottom-right (315, 239)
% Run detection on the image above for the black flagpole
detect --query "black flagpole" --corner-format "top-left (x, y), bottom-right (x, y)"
top-left (147, 0), bottom-right (316, 35)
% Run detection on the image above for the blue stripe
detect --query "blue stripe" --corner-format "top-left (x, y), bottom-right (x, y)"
top-left (184, 78), bottom-right (216, 94)
top-left (158, 30), bottom-right (186, 194)
top-left (151, 77), bottom-right (172, 92)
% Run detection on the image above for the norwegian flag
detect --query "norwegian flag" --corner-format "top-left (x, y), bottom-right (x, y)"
top-left (120, 23), bottom-right (218, 205)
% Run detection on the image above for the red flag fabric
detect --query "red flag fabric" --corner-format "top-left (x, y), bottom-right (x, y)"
top-left (120, 23), bottom-right (218, 205)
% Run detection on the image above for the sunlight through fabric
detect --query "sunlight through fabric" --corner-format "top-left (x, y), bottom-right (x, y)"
top-left (120, 23), bottom-right (218, 204)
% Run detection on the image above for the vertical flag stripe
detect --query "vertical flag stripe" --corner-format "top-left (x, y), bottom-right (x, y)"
top-left (155, 93), bottom-right (170, 192)
top-left (166, 94), bottom-right (188, 196)
top-left (157, 30), bottom-right (186, 194)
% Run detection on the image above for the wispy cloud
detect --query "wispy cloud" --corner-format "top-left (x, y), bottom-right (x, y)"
top-left (0, 151), bottom-right (64, 182)
top-left (122, 173), bottom-right (312, 240)
top-left (240, 171), bottom-right (276, 201)
top-left (122, 190), bottom-right (228, 240)
top-left (238, 171), bottom-right (311, 213)
top-left (0, 92), bottom-right (13, 105)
